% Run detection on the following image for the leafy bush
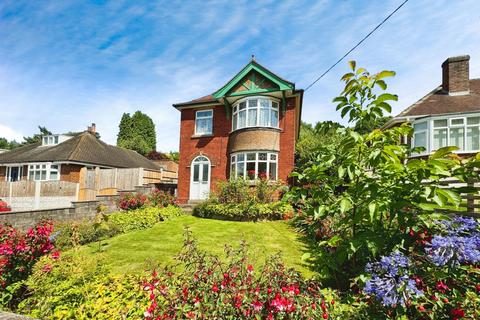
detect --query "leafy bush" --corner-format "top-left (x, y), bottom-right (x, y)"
top-left (147, 189), bottom-right (177, 207)
top-left (117, 192), bottom-right (148, 210)
top-left (117, 189), bottom-right (177, 211)
top-left (193, 201), bottom-right (293, 221)
top-left (143, 231), bottom-right (334, 319)
top-left (0, 221), bottom-right (56, 289)
top-left (18, 254), bottom-right (148, 319)
top-left (108, 205), bottom-right (183, 233)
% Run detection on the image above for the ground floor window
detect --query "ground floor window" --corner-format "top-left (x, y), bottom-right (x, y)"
top-left (28, 163), bottom-right (60, 181)
top-left (5, 166), bottom-right (22, 182)
top-left (230, 151), bottom-right (277, 180)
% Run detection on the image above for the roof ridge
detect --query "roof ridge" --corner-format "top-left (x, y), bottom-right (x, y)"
top-left (66, 132), bottom-right (90, 160)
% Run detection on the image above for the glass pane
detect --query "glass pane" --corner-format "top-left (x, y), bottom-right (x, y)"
top-left (467, 127), bottom-right (480, 150)
top-left (34, 171), bottom-right (40, 180)
top-left (270, 154), bottom-right (277, 160)
top-left (36, 165), bottom-right (40, 169)
top-left (232, 113), bottom-right (237, 130)
top-left (43, 137), bottom-right (48, 144)
top-left (414, 122), bottom-right (427, 131)
top-left (197, 110), bottom-right (212, 118)
top-left (247, 153), bottom-right (256, 161)
top-left (54, 136), bottom-right (59, 144)
top-left (271, 110), bottom-right (278, 127)
top-left (237, 162), bottom-right (245, 178)
top-left (269, 163), bottom-right (277, 180)
top-left (193, 164), bottom-right (200, 182)
top-left (259, 108), bottom-right (269, 126)
top-left (29, 171), bottom-right (34, 180)
top-left (246, 162), bottom-right (256, 179)
top-left (196, 118), bottom-right (212, 134)
top-left (41, 164), bottom-right (46, 169)
top-left (238, 110), bottom-right (246, 128)
top-left (433, 128), bottom-right (447, 150)
top-left (272, 101), bottom-right (279, 110)
top-left (202, 164), bottom-right (209, 182)
top-left (249, 99), bottom-right (258, 108)
top-left (230, 163), bottom-right (235, 178)
top-left (239, 101), bottom-right (246, 110)
top-left (41, 170), bottom-right (47, 180)
top-left (433, 119), bottom-right (447, 127)
top-left (450, 127), bottom-right (465, 150)
top-left (258, 153), bottom-right (267, 160)
top-left (414, 132), bottom-right (427, 149)
top-left (50, 171), bottom-right (58, 180)
top-left (258, 162), bottom-right (267, 179)
top-left (237, 153), bottom-right (245, 162)
top-left (467, 117), bottom-right (480, 125)
top-left (51, 165), bottom-right (58, 170)
top-left (194, 156), bottom-right (207, 162)
top-left (451, 118), bottom-right (464, 126)
top-left (248, 108), bottom-right (257, 126)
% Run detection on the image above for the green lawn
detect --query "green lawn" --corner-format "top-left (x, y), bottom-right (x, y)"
top-left (76, 215), bottom-right (313, 277)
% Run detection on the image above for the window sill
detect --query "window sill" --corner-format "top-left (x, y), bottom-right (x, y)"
top-left (229, 126), bottom-right (282, 135)
top-left (191, 134), bottom-right (213, 139)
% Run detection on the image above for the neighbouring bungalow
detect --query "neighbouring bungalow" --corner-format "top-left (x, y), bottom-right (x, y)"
top-left (173, 58), bottom-right (303, 203)
top-left (385, 55), bottom-right (480, 157)
top-left (0, 124), bottom-right (159, 183)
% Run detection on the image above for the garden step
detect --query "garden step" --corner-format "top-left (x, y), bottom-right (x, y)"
top-left (0, 311), bottom-right (37, 319)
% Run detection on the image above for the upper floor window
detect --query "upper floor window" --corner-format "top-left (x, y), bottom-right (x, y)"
top-left (232, 97), bottom-right (279, 131)
top-left (42, 135), bottom-right (59, 146)
top-left (412, 114), bottom-right (480, 154)
top-left (195, 110), bottom-right (213, 135)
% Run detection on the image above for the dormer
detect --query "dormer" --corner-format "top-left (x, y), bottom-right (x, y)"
top-left (42, 134), bottom-right (72, 146)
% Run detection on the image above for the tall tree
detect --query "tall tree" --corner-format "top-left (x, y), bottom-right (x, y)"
top-left (22, 126), bottom-right (52, 145)
top-left (353, 115), bottom-right (392, 134)
top-left (117, 111), bottom-right (157, 155)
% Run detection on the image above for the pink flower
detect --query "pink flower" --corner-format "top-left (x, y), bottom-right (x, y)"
top-left (51, 251), bottom-right (60, 260)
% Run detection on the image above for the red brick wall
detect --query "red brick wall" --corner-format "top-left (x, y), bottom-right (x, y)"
top-left (60, 164), bottom-right (83, 183)
top-left (177, 105), bottom-right (230, 203)
top-left (177, 97), bottom-right (300, 203)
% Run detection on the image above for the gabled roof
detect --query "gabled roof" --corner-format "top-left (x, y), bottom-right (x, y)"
top-left (173, 59), bottom-right (297, 108)
top-left (395, 79), bottom-right (480, 118)
top-left (0, 132), bottom-right (159, 170)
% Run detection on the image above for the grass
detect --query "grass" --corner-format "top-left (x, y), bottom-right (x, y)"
top-left (76, 215), bottom-right (313, 277)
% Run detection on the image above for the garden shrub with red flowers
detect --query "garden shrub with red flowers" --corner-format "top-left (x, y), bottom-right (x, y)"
top-left (117, 189), bottom-right (177, 211)
top-left (142, 231), bottom-right (333, 319)
top-left (118, 192), bottom-right (148, 210)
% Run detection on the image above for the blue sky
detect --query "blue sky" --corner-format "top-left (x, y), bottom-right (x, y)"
top-left (1, 0), bottom-right (480, 152)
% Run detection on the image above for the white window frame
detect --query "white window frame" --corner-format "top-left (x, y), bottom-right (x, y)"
top-left (5, 166), bottom-right (23, 182)
top-left (412, 121), bottom-right (429, 153)
top-left (27, 163), bottom-right (61, 181)
top-left (230, 151), bottom-right (278, 181)
top-left (412, 113), bottom-right (480, 155)
top-left (42, 135), bottom-right (59, 146)
top-left (231, 96), bottom-right (280, 131)
top-left (194, 109), bottom-right (213, 136)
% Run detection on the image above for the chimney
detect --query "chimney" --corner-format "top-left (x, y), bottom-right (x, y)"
top-left (441, 55), bottom-right (470, 95)
top-left (87, 123), bottom-right (96, 134)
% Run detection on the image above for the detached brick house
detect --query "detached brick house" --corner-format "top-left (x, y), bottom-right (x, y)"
top-left (173, 59), bottom-right (303, 203)
top-left (386, 55), bottom-right (480, 157)
top-left (0, 127), bottom-right (159, 183)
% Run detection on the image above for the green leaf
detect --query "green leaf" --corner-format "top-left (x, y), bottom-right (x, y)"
top-left (431, 146), bottom-right (459, 159)
top-left (376, 70), bottom-right (395, 79)
top-left (368, 202), bottom-right (376, 222)
top-left (375, 79), bottom-right (387, 90)
top-left (376, 93), bottom-right (398, 103)
top-left (348, 60), bottom-right (356, 71)
top-left (340, 198), bottom-right (352, 213)
top-left (436, 188), bottom-right (461, 206)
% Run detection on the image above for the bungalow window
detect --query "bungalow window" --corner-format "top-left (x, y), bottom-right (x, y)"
top-left (42, 135), bottom-right (59, 146)
top-left (195, 110), bottom-right (213, 135)
top-left (230, 151), bottom-right (278, 180)
top-left (28, 163), bottom-right (60, 181)
top-left (413, 122), bottom-right (428, 150)
top-left (232, 97), bottom-right (279, 131)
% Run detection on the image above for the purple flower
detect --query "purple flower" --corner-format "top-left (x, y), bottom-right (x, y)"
top-left (364, 252), bottom-right (423, 307)
top-left (441, 216), bottom-right (479, 235)
top-left (426, 234), bottom-right (480, 266)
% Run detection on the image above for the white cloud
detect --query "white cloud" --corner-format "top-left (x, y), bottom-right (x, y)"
top-left (0, 124), bottom-right (24, 142)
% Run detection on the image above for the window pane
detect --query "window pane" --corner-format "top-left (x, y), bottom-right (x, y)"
top-left (271, 109), bottom-right (279, 127)
top-left (197, 110), bottom-right (212, 118)
top-left (248, 108), bottom-right (257, 126)
top-left (247, 153), bottom-right (256, 161)
top-left (239, 101), bottom-right (246, 110)
top-left (232, 113), bottom-right (237, 130)
top-left (51, 165), bottom-right (58, 170)
top-left (196, 118), bottom-right (212, 134)
top-left (414, 122), bottom-right (427, 131)
top-left (258, 153), bottom-right (267, 160)
top-left (41, 170), bottom-right (47, 180)
top-left (249, 99), bottom-right (258, 108)
top-left (433, 128), bottom-right (447, 150)
top-left (259, 108), bottom-right (269, 126)
top-left (237, 153), bottom-right (245, 162)
top-left (29, 171), bottom-right (34, 180)
top-left (467, 127), bottom-right (480, 150)
top-left (54, 136), bottom-right (59, 144)
top-left (43, 137), bottom-right (48, 144)
top-left (50, 171), bottom-right (58, 180)
top-left (237, 162), bottom-right (245, 178)
top-left (34, 171), bottom-right (40, 180)
top-left (246, 162), bottom-right (255, 179)
top-left (414, 132), bottom-right (427, 149)
top-left (451, 118), bottom-right (464, 126)
top-left (272, 101), bottom-right (279, 110)
top-left (450, 127), bottom-right (465, 150)
top-left (202, 164), bottom-right (209, 182)
top-left (193, 164), bottom-right (199, 182)
top-left (269, 163), bottom-right (277, 180)
top-left (433, 119), bottom-right (447, 127)
top-left (258, 162), bottom-right (267, 179)
top-left (230, 163), bottom-right (235, 178)
top-left (467, 117), bottom-right (480, 125)
top-left (270, 154), bottom-right (277, 160)
top-left (238, 110), bottom-right (246, 128)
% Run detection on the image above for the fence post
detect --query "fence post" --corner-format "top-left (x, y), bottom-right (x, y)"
top-left (466, 179), bottom-right (475, 214)
top-left (34, 181), bottom-right (41, 210)
top-left (8, 181), bottom-right (12, 205)
top-left (139, 168), bottom-right (143, 186)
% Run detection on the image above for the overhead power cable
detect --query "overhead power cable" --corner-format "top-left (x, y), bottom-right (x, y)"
top-left (304, 0), bottom-right (409, 91)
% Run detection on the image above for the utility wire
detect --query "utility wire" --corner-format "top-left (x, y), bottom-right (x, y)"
top-left (304, 0), bottom-right (409, 91)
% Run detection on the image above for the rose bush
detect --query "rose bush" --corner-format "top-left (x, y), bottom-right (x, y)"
top-left (117, 189), bottom-right (177, 211)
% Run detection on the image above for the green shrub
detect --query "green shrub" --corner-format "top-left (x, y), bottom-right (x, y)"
top-left (18, 253), bottom-right (148, 319)
top-left (193, 201), bottom-right (293, 221)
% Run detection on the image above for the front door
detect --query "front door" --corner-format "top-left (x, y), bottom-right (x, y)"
top-left (190, 156), bottom-right (211, 200)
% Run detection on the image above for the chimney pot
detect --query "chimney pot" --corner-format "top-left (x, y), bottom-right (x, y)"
top-left (87, 123), bottom-right (96, 134)
top-left (441, 55), bottom-right (470, 95)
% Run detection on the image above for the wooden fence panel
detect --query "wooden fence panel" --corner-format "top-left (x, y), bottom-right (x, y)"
top-left (11, 181), bottom-right (36, 197)
top-left (116, 168), bottom-right (142, 190)
top-left (0, 182), bottom-right (8, 197)
top-left (84, 169), bottom-right (96, 189)
top-left (98, 169), bottom-right (116, 190)
top-left (40, 181), bottom-right (78, 197)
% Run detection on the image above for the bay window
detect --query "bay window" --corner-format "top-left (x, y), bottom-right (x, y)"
top-left (195, 110), bottom-right (213, 135)
top-left (230, 151), bottom-right (278, 180)
top-left (28, 163), bottom-right (60, 181)
top-left (232, 97), bottom-right (279, 131)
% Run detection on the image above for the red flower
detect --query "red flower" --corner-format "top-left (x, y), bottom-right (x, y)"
top-left (451, 308), bottom-right (465, 318)
top-left (322, 313), bottom-right (328, 319)
top-left (212, 284), bottom-right (219, 293)
top-left (247, 264), bottom-right (254, 273)
top-left (51, 251), bottom-right (60, 260)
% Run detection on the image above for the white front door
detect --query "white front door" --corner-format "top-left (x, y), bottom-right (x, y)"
top-left (190, 156), bottom-right (211, 200)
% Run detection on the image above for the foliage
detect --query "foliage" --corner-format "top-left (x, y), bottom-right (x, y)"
top-left (353, 115), bottom-right (392, 134)
top-left (360, 216), bottom-right (480, 319)
top-left (167, 151), bottom-right (180, 163)
top-left (18, 254), bottom-right (148, 319)
top-left (117, 111), bottom-right (157, 155)
top-left (285, 61), bottom-right (480, 288)
top-left (117, 192), bottom-right (148, 210)
top-left (22, 126), bottom-right (52, 145)
top-left (0, 137), bottom-right (20, 150)
top-left (147, 189), bottom-right (177, 207)
top-left (143, 231), bottom-right (333, 319)
top-left (295, 121), bottom-right (344, 169)
top-left (108, 206), bottom-right (183, 233)
top-left (194, 201), bottom-right (294, 221)
top-left (146, 150), bottom-right (170, 160)
top-left (0, 221), bottom-right (56, 289)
